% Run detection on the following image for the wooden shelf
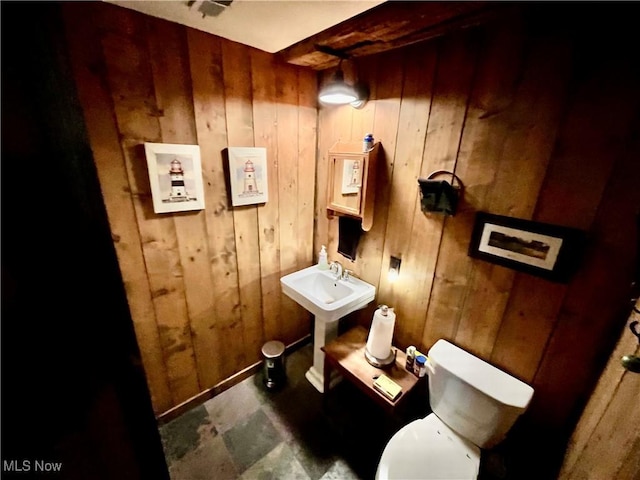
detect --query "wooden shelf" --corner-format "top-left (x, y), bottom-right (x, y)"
top-left (322, 326), bottom-right (420, 415)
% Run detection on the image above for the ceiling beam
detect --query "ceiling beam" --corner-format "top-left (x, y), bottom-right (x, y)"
top-left (277, 1), bottom-right (510, 70)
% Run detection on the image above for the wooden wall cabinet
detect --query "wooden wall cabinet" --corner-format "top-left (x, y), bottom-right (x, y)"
top-left (326, 141), bottom-right (379, 231)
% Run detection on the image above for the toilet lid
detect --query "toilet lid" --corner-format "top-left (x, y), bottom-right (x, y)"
top-left (376, 414), bottom-right (480, 480)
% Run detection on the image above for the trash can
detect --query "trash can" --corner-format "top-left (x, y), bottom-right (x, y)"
top-left (262, 340), bottom-right (286, 390)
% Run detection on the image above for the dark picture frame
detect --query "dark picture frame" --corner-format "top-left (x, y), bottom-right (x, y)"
top-left (468, 212), bottom-right (585, 283)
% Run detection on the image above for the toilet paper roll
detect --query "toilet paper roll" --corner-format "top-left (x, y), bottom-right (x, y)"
top-left (366, 308), bottom-right (396, 359)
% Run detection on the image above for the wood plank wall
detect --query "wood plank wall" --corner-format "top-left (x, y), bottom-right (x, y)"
top-left (62, 2), bottom-right (315, 415)
top-left (559, 301), bottom-right (640, 480)
top-left (316, 8), bottom-right (640, 477)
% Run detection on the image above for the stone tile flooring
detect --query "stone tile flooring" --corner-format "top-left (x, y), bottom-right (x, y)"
top-left (159, 343), bottom-right (428, 480)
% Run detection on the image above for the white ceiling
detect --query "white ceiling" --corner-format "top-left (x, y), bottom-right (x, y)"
top-left (106, 0), bottom-right (385, 54)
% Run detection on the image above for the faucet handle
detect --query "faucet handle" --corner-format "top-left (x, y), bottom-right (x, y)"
top-left (329, 261), bottom-right (343, 279)
top-left (342, 269), bottom-right (353, 281)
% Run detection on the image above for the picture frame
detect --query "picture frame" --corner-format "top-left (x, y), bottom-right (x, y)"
top-left (144, 142), bottom-right (205, 214)
top-left (228, 147), bottom-right (269, 206)
top-left (341, 158), bottom-right (362, 194)
top-left (468, 212), bottom-right (585, 282)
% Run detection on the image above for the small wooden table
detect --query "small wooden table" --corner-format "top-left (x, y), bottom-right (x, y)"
top-left (322, 326), bottom-right (421, 415)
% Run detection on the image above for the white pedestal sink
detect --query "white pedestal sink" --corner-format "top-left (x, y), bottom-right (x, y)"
top-left (280, 265), bottom-right (376, 392)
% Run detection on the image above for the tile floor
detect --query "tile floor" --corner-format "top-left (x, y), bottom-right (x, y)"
top-left (159, 342), bottom-right (431, 480)
top-left (158, 342), bottom-right (512, 480)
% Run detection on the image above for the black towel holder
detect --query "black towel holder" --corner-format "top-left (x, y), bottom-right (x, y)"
top-left (425, 170), bottom-right (464, 190)
top-left (417, 170), bottom-right (464, 216)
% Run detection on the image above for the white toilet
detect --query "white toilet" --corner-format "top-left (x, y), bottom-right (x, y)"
top-left (376, 339), bottom-right (534, 480)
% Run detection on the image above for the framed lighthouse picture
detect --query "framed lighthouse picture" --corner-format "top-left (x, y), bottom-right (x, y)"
top-left (228, 147), bottom-right (269, 207)
top-left (144, 143), bottom-right (205, 214)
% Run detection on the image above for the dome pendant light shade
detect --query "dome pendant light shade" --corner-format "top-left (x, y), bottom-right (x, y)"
top-left (318, 69), bottom-right (358, 105)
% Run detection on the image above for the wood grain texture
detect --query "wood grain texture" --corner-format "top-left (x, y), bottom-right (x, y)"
top-left (454, 26), bottom-right (573, 360)
top-left (251, 50), bottom-right (282, 344)
top-left (222, 40), bottom-right (264, 367)
top-left (64, 2), bottom-right (317, 414)
top-left (99, 7), bottom-right (201, 405)
top-left (62, 2), bottom-right (172, 413)
top-left (186, 30), bottom-right (239, 386)
top-left (350, 50), bottom-right (404, 312)
top-left (147, 16), bottom-right (215, 400)
top-left (279, 1), bottom-right (503, 70)
top-left (65, 10), bottom-right (639, 475)
top-left (559, 305), bottom-right (640, 479)
top-left (517, 37), bottom-right (639, 474)
top-left (407, 31), bottom-right (477, 352)
top-left (313, 9), bottom-right (639, 477)
top-left (322, 326), bottom-right (420, 414)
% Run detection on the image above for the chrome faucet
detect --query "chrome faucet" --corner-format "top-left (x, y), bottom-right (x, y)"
top-left (329, 261), bottom-right (343, 280)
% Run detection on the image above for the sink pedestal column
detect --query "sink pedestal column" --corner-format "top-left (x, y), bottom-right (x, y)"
top-left (305, 314), bottom-right (342, 393)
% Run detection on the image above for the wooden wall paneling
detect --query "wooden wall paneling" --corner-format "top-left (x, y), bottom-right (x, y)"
top-left (297, 69), bottom-right (317, 269)
top-left (530, 105), bottom-right (640, 435)
top-left (340, 59), bottom-right (378, 282)
top-left (123, 142), bottom-right (201, 405)
top-left (559, 306), bottom-right (640, 478)
top-left (374, 47), bottom-right (429, 324)
top-left (222, 41), bottom-right (264, 367)
top-left (326, 108), bottom-right (357, 265)
top-left (187, 30), bottom-right (240, 384)
top-left (315, 81), bottom-right (351, 270)
top-left (315, 70), bottom-right (355, 263)
top-left (325, 66), bottom-right (359, 263)
top-left (532, 34), bottom-right (640, 427)
top-left (314, 73), bottom-right (345, 259)
top-left (314, 105), bottom-right (335, 266)
top-left (251, 50), bottom-right (282, 343)
top-left (276, 63), bottom-right (307, 345)
top-left (146, 19), bottom-right (198, 142)
top-left (413, 30), bottom-right (479, 351)
top-left (417, 13), bottom-right (528, 367)
top-left (490, 279), bottom-right (566, 383)
top-left (352, 50), bottom-right (405, 314)
top-left (616, 436), bottom-right (640, 480)
top-left (321, 103), bottom-right (355, 267)
top-left (338, 60), bottom-right (378, 275)
top-left (294, 69), bottom-right (318, 341)
top-left (62, 3), bottom-right (172, 413)
top-left (147, 18), bottom-right (217, 391)
top-left (453, 27), bottom-right (573, 359)
top-left (99, 7), bottom-right (201, 405)
top-left (421, 18), bottom-right (524, 354)
top-left (564, 346), bottom-right (640, 479)
top-left (484, 31), bottom-right (580, 383)
top-left (349, 60), bottom-right (377, 157)
top-left (377, 43), bottom-right (439, 348)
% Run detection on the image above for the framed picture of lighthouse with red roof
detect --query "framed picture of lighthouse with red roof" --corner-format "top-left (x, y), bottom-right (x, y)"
top-left (144, 142), bottom-right (205, 214)
top-left (228, 147), bottom-right (269, 207)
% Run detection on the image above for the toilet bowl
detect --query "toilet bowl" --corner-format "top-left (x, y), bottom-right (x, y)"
top-left (375, 339), bottom-right (534, 480)
top-left (376, 414), bottom-right (480, 480)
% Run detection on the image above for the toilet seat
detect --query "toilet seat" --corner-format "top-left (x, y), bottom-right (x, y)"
top-left (375, 414), bottom-right (481, 480)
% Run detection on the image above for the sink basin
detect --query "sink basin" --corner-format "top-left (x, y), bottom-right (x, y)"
top-left (281, 264), bottom-right (377, 393)
top-left (281, 265), bottom-right (376, 322)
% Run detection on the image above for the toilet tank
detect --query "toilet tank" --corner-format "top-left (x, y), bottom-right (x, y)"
top-left (427, 339), bottom-right (534, 449)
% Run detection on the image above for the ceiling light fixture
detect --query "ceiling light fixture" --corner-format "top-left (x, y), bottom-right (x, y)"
top-left (316, 47), bottom-right (368, 108)
top-left (319, 66), bottom-right (358, 105)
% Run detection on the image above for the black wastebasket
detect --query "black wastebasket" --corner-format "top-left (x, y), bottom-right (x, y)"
top-left (262, 340), bottom-right (286, 390)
